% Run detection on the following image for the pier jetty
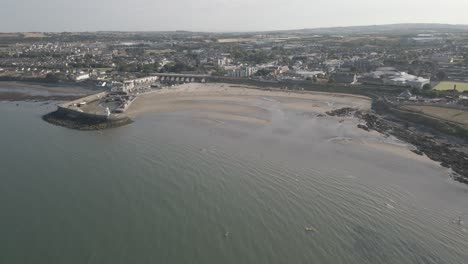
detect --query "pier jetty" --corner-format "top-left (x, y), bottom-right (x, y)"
top-left (43, 91), bottom-right (132, 130)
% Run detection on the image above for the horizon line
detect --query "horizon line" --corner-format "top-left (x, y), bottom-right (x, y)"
top-left (2, 22), bottom-right (468, 34)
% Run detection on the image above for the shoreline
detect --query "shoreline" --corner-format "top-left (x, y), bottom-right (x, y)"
top-left (0, 92), bottom-right (83, 102)
top-left (127, 82), bottom-right (467, 184)
top-left (0, 80), bottom-right (101, 101)
top-left (5, 81), bottom-right (467, 184)
top-left (42, 110), bottom-right (133, 131)
top-left (327, 107), bottom-right (468, 184)
top-left (0, 78), bottom-right (95, 88)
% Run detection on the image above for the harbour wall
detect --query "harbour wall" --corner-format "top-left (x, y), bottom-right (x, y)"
top-left (57, 91), bottom-right (110, 120)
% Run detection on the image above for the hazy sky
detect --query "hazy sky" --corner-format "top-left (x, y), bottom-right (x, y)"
top-left (2, 0), bottom-right (468, 32)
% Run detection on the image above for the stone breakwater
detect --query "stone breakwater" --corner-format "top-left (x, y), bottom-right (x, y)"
top-left (326, 107), bottom-right (468, 185)
top-left (43, 92), bottom-right (132, 130)
top-left (43, 109), bottom-right (132, 130)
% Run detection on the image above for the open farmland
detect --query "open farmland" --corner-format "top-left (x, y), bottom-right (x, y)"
top-left (217, 38), bottom-right (256, 43)
top-left (23, 33), bottom-right (47, 38)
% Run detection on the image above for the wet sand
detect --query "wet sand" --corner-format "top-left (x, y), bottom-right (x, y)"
top-left (0, 81), bottom-right (97, 101)
top-left (127, 83), bottom-right (449, 171)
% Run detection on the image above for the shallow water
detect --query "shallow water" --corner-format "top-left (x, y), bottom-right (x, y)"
top-left (0, 82), bottom-right (94, 97)
top-left (1, 101), bottom-right (467, 264)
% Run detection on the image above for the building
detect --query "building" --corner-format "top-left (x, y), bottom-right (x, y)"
top-left (361, 68), bottom-right (430, 89)
top-left (384, 72), bottom-right (430, 89)
top-left (459, 96), bottom-right (468, 106)
top-left (323, 59), bottom-right (343, 72)
top-left (227, 66), bottom-right (257, 78)
top-left (431, 56), bottom-right (454, 63)
top-left (295, 70), bottom-right (325, 80)
top-left (397, 90), bottom-right (413, 100)
top-left (273, 66), bottom-right (289, 75)
top-left (216, 57), bottom-right (232, 67)
top-left (74, 73), bottom-right (90, 81)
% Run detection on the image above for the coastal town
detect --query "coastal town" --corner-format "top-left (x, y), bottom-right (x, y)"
top-left (3, 0), bottom-right (468, 259)
top-left (1, 28), bottom-right (468, 101)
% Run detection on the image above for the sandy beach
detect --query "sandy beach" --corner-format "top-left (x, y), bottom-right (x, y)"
top-left (127, 83), bottom-right (372, 125)
top-left (126, 83), bottom-right (446, 167)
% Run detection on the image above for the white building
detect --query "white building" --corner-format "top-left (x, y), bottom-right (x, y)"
top-left (363, 69), bottom-right (430, 89)
top-left (295, 70), bottom-right (325, 79)
top-left (383, 72), bottom-right (430, 89)
top-left (227, 66), bottom-right (257, 78)
top-left (217, 57), bottom-right (232, 66)
top-left (323, 59), bottom-right (343, 72)
top-left (75, 73), bottom-right (90, 81)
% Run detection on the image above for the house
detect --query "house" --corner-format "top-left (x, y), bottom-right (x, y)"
top-left (227, 66), bottom-right (257, 78)
top-left (458, 96), bottom-right (468, 106)
top-left (274, 66), bottom-right (289, 75)
top-left (323, 59), bottom-right (343, 72)
top-left (397, 90), bottom-right (413, 101)
top-left (75, 73), bottom-right (90, 81)
top-left (216, 57), bottom-right (232, 67)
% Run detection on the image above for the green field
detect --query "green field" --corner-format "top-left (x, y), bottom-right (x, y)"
top-left (434, 81), bottom-right (468, 91)
top-left (144, 49), bottom-right (174, 55)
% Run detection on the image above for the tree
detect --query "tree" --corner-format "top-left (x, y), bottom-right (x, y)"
top-left (255, 68), bottom-right (271, 76)
top-left (421, 89), bottom-right (439, 98)
top-left (436, 71), bottom-right (447, 81)
top-left (45, 73), bottom-right (59, 82)
top-left (211, 67), bottom-right (226, 76)
top-left (410, 87), bottom-right (420, 95)
top-left (422, 84), bottom-right (432, 90)
top-left (159, 62), bottom-right (194, 73)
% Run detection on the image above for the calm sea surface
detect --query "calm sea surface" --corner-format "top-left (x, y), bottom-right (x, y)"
top-left (1, 101), bottom-right (468, 264)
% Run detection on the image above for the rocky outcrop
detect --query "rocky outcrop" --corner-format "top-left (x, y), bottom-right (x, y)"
top-left (326, 107), bottom-right (359, 117)
top-left (327, 107), bottom-right (468, 185)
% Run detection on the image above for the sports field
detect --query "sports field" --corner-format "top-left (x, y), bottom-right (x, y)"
top-left (433, 81), bottom-right (468, 91)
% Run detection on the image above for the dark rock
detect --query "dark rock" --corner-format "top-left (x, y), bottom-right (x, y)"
top-left (441, 162), bottom-right (450, 168)
top-left (326, 107), bottom-right (360, 117)
top-left (358, 112), bottom-right (468, 185)
top-left (411, 149), bottom-right (424, 156)
top-left (357, 124), bottom-right (369, 131)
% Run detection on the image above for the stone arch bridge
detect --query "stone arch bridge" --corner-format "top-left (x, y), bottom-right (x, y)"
top-left (152, 73), bottom-right (210, 84)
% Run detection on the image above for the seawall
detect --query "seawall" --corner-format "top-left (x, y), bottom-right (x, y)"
top-left (44, 91), bottom-right (132, 130)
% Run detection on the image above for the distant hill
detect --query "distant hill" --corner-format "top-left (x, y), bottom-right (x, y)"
top-left (287, 23), bottom-right (468, 35)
